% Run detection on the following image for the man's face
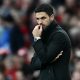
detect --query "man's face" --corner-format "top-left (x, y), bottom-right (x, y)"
top-left (35, 12), bottom-right (54, 29)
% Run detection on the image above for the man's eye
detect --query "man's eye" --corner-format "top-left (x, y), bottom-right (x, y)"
top-left (41, 17), bottom-right (46, 19)
top-left (37, 18), bottom-right (39, 20)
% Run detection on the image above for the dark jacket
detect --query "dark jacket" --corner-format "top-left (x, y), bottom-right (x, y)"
top-left (31, 21), bottom-right (71, 80)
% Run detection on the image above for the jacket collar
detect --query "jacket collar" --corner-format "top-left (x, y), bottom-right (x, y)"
top-left (41, 20), bottom-right (59, 43)
top-left (43, 21), bottom-right (58, 32)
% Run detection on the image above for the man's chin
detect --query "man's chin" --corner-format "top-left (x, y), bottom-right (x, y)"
top-left (42, 25), bottom-right (46, 29)
top-left (42, 26), bottom-right (45, 30)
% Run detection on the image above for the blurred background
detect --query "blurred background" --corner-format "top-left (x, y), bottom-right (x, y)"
top-left (0, 0), bottom-right (80, 80)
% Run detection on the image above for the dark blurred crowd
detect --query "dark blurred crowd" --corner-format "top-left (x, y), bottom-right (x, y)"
top-left (0, 0), bottom-right (80, 80)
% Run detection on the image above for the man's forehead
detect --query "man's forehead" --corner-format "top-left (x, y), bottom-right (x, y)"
top-left (35, 12), bottom-right (48, 18)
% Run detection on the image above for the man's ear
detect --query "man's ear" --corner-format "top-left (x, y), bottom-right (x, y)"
top-left (50, 14), bottom-right (54, 21)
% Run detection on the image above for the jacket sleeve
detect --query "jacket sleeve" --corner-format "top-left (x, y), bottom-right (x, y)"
top-left (30, 53), bottom-right (41, 70)
top-left (33, 32), bottom-right (66, 66)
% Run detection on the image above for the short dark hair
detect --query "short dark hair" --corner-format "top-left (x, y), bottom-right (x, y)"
top-left (35, 4), bottom-right (55, 16)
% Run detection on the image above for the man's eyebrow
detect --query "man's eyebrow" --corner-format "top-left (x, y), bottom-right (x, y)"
top-left (36, 16), bottom-right (46, 19)
top-left (41, 16), bottom-right (46, 19)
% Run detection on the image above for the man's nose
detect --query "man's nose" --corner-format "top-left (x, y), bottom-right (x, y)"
top-left (38, 19), bottom-right (42, 25)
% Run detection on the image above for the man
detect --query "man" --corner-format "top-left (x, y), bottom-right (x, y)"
top-left (31, 4), bottom-right (71, 80)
